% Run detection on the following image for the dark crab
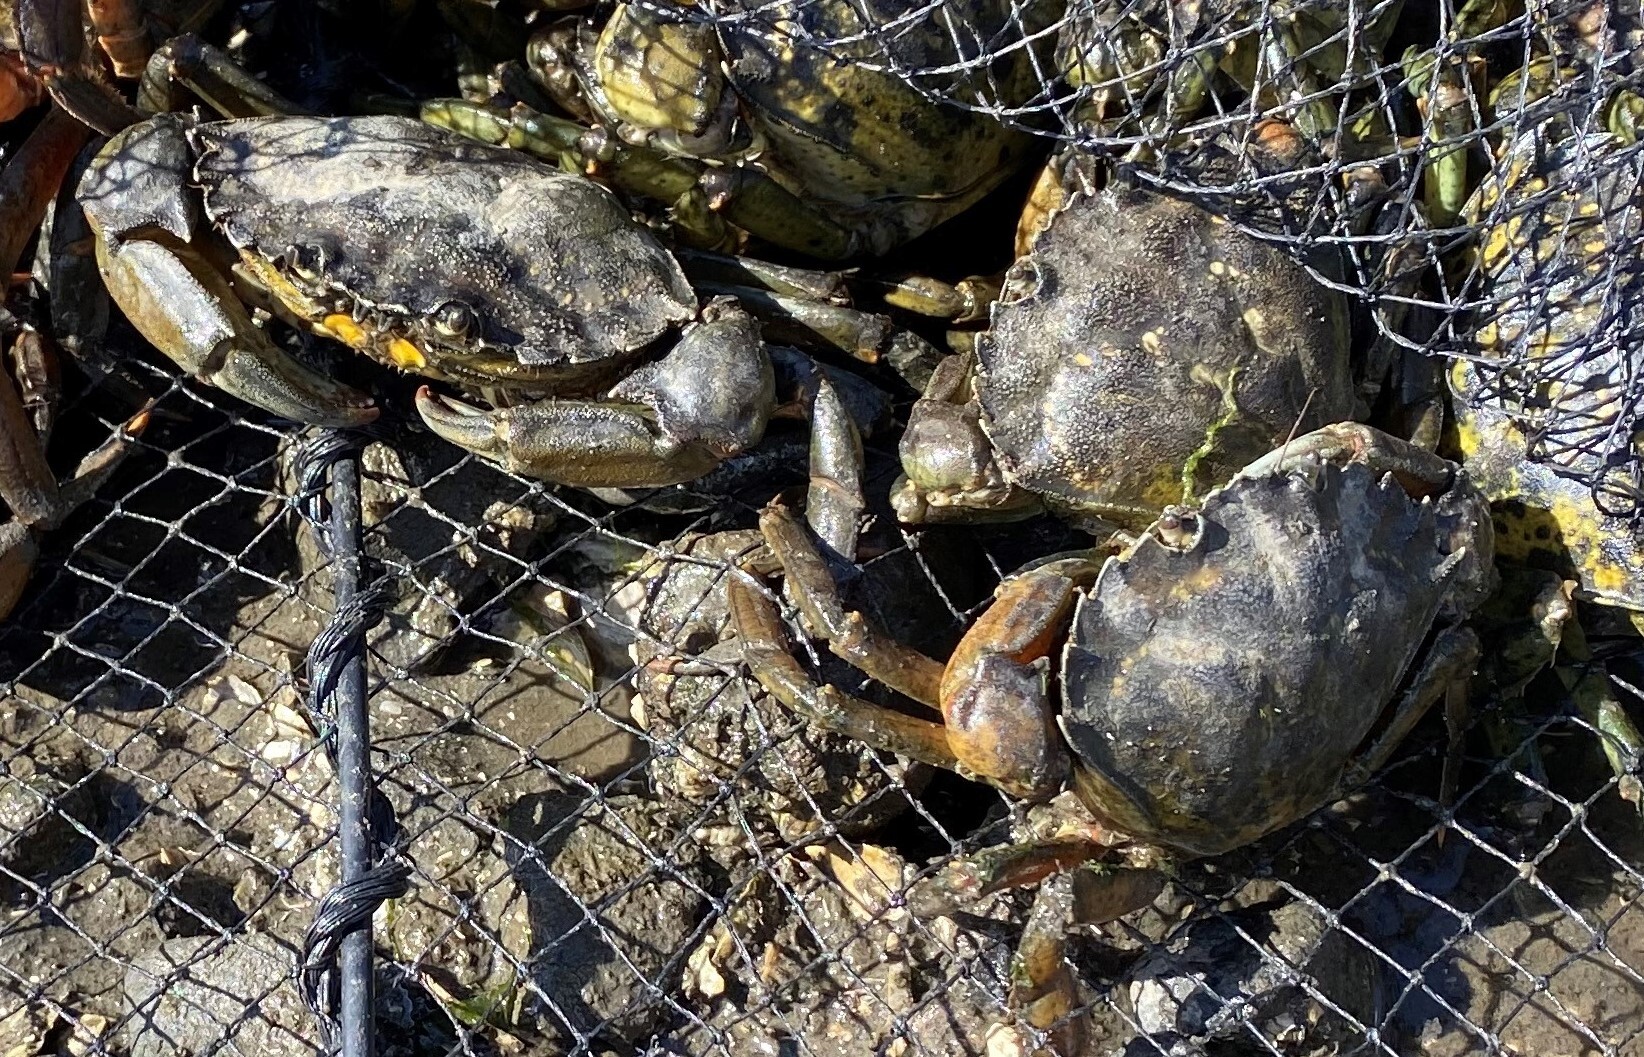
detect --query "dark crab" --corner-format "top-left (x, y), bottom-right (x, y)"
top-left (76, 111), bottom-right (909, 487)
top-left (890, 126), bottom-right (1398, 534)
top-left (728, 422), bottom-right (1496, 1045)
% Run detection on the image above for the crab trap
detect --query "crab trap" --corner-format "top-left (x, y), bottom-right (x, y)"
top-left (1, 0), bottom-right (1643, 1055)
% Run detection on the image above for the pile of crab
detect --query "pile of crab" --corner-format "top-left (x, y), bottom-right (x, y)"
top-left (4, 0), bottom-right (1644, 1051)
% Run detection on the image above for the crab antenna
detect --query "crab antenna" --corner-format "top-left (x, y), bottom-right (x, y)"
top-left (1277, 386), bottom-right (1322, 469)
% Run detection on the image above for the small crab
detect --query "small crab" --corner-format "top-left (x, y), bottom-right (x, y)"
top-left (891, 127), bottom-right (1390, 534)
top-left (728, 421), bottom-right (1496, 1046)
top-left (427, 0), bottom-right (1053, 260)
top-left (77, 108), bottom-right (905, 487)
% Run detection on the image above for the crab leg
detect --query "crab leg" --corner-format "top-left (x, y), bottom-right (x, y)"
top-left (0, 104), bottom-right (90, 278)
top-left (727, 575), bottom-right (965, 773)
top-left (418, 390), bottom-right (739, 487)
top-left (0, 53), bottom-right (45, 122)
top-left (1236, 421), bottom-right (1462, 498)
top-left (0, 521), bottom-right (38, 622)
top-left (1340, 623), bottom-right (1482, 792)
top-left (4, 329), bottom-right (56, 448)
top-left (136, 34), bottom-right (309, 119)
top-left (867, 273), bottom-right (1000, 324)
top-left (734, 515), bottom-right (1090, 799)
top-left (0, 344), bottom-right (148, 622)
top-left (757, 506), bottom-right (947, 707)
top-left (0, 355), bottom-right (60, 528)
top-left (0, 342), bottom-right (150, 532)
top-left (728, 378), bottom-right (964, 769)
top-left (11, 0), bottom-right (143, 134)
top-left (1564, 666), bottom-right (1644, 814)
top-left (907, 846), bottom-right (1162, 1051)
top-left (794, 374), bottom-right (865, 563)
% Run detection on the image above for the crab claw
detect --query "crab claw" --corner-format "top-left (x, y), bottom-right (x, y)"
top-left (98, 237), bottom-right (380, 426)
top-left (418, 300), bottom-right (776, 487)
top-left (416, 387), bottom-right (727, 488)
top-left (79, 115), bottom-right (378, 427)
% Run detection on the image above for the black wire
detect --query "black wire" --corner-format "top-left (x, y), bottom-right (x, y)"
top-left (292, 427), bottom-right (404, 1053)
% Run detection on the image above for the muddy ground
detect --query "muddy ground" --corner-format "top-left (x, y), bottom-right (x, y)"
top-left (0, 380), bottom-right (1641, 1057)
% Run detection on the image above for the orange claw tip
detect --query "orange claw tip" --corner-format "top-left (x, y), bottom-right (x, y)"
top-left (415, 386), bottom-right (478, 416)
top-left (123, 408), bottom-right (153, 436)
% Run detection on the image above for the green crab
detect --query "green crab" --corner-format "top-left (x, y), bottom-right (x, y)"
top-left (888, 125), bottom-right (1399, 534)
top-left (728, 421), bottom-right (1496, 1048)
top-left (1058, 0), bottom-right (1406, 144)
top-left (77, 110), bottom-right (911, 487)
top-left (1442, 113), bottom-right (1644, 798)
top-left (427, 0), bottom-right (1055, 260)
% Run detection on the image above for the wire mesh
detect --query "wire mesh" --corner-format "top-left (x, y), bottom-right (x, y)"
top-left (2, 0), bottom-right (1644, 1055)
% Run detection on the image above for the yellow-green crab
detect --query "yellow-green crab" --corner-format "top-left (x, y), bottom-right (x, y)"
top-left (1439, 111), bottom-right (1644, 800)
top-left (427, 0), bottom-right (1057, 260)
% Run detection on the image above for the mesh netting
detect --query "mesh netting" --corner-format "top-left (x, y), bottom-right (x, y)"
top-left (3, 0), bottom-right (1644, 1055)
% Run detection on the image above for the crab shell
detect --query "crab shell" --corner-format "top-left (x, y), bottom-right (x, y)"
top-left (1058, 450), bottom-right (1497, 858)
top-left (190, 115), bottom-right (697, 388)
top-left (717, 0), bottom-right (1042, 206)
top-left (1450, 128), bottom-right (1644, 611)
top-left (976, 182), bottom-right (1358, 531)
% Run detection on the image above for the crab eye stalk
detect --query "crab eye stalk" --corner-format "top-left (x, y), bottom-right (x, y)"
top-left (286, 244), bottom-right (323, 282)
top-left (1154, 507), bottom-right (1200, 550)
top-left (431, 301), bottom-right (478, 340)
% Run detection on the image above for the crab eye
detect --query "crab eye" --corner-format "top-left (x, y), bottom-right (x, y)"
top-left (431, 301), bottom-right (477, 340)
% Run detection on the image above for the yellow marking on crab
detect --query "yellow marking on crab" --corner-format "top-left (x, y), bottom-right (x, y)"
top-left (321, 314), bottom-right (370, 349)
top-left (387, 338), bottom-right (428, 371)
top-left (1168, 563), bottom-right (1224, 602)
top-left (1588, 557), bottom-right (1634, 598)
top-left (1480, 215), bottom-right (1526, 269)
top-left (1241, 307), bottom-right (1266, 331)
top-left (1584, 239), bottom-right (1606, 255)
top-left (1208, 261), bottom-right (1228, 278)
top-left (1141, 330), bottom-right (1162, 355)
top-left (1073, 352), bottom-right (1094, 367)
top-left (1449, 359), bottom-right (1474, 395)
top-left (1580, 200), bottom-right (1601, 216)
